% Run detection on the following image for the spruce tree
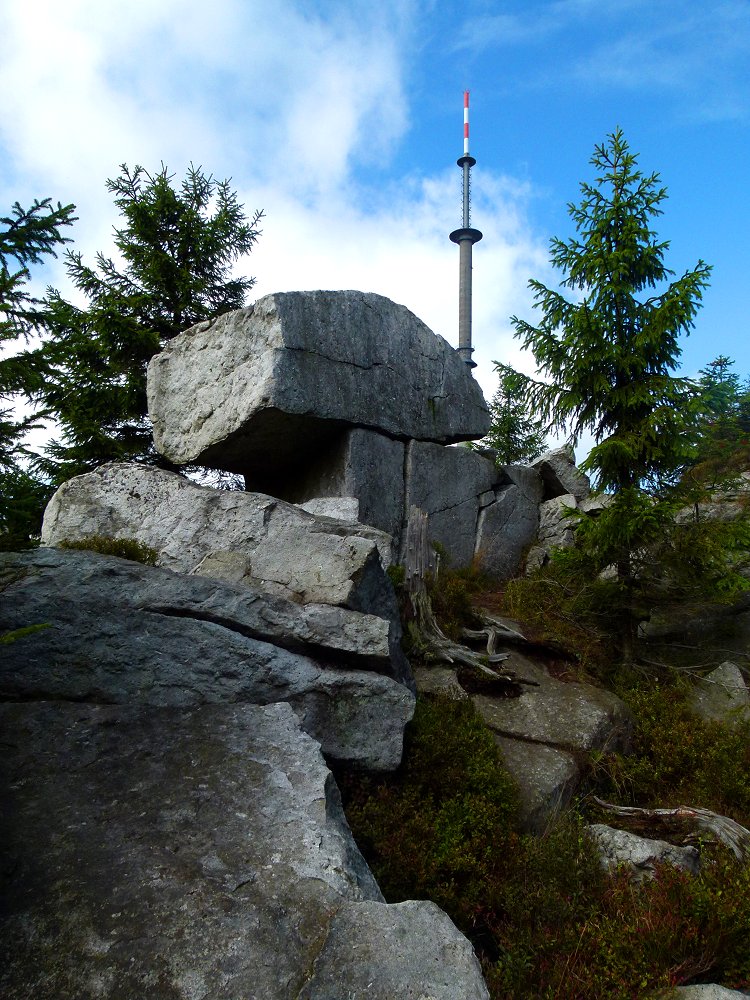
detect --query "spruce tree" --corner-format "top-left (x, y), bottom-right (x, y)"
top-left (510, 130), bottom-right (713, 659)
top-left (33, 164), bottom-right (263, 483)
top-left (511, 129), bottom-right (711, 494)
top-left (483, 363), bottom-right (546, 465)
top-left (1, 198), bottom-right (76, 547)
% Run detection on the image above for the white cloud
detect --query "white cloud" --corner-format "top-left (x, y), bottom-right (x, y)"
top-left (1, 0), bottom-right (551, 438)
top-left (245, 166), bottom-right (550, 403)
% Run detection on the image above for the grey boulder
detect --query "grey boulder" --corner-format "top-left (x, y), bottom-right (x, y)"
top-left (41, 462), bottom-right (394, 608)
top-left (472, 656), bottom-right (632, 754)
top-left (403, 440), bottom-right (498, 566)
top-left (299, 899), bottom-right (490, 1000)
top-left (587, 823), bottom-right (700, 881)
top-left (0, 548), bottom-right (414, 769)
top-left (675, 987), bottom-right (750, 999)
top-left (0, 700), bottom-right (487, 1000)
top-left (147, 290), bottom-right (490, 475)
top-left (688, 661), bottom-right (750, 729)
top-left (494, 736), bottom-right (580, 833)
top-left (531, 446), bottom-right (590, 501)
top-left (475, 465), bottom-right (544, 579)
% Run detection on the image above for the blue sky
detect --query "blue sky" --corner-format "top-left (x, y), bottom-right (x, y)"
top-left (1, 0), bottom-right (748, 454)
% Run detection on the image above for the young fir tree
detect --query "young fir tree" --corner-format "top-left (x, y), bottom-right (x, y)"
top-left (510, 130), bottom-right (713, 660)
top-left (33, 164), bottom-right (263, 484)
top-left (483, 362), bottom-right (547, 465)
top-left (690, 356), bottom-right (750, 480)
top-left (0, 198), bottom-right (76, 548)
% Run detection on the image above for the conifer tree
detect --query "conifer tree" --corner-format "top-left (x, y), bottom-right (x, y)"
top-left (510, 130), bottom-right (713, 659)
top-left (483, 363), bottom-right (546, 465)
top-left (511, 129), bottom-right (711, 495)
top-left (33, 164), bottom-right (263, 484)
top-left (680, 356), bottom-right (750, 493)
top-left (1, 198), bottom-right (76, 548)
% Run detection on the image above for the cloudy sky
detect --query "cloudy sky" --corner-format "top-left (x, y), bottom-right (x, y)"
top-left (2, 0), bottom-right (749, 436)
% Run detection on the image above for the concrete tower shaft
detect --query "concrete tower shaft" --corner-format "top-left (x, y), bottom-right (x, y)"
top-left (449, 91), bottom-right (482, 369)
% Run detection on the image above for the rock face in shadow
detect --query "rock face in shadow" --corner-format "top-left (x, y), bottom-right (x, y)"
top-left (147, 290), bottom-right (491, 476)
top-left (688, 661), bottom-right (750, 729)
top-left (0, 700), bottom-right (488, 1000)
top-left (0, 548), bottom-right (414, 770)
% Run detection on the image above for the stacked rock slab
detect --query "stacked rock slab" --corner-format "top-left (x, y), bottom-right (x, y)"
top-left (0, 548), bottom-right (413, 770)
top-left (41, 463), bottom-right (396, 610)
top-left (146, 290), bottom-right (503, 566)
top-left (145, 289), bottom-right (596, 574)
top-left (146, 289), bottom-right (490, 476)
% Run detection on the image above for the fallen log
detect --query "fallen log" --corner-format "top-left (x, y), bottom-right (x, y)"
top-left (593, 797), bottom-right (750, 862)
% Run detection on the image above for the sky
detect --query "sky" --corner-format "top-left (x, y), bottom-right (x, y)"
top-left (2, 0), bottom-right (749, 458)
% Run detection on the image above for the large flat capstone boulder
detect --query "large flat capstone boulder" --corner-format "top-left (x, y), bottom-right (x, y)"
top-left (147, 290), bottom-right (491, 475)
top-left (0, 548), bottom-right (414, 769)
top-left (0, 700), bottom-right (488, 1000)
top-left (41, 463), bottom-right (395, 610)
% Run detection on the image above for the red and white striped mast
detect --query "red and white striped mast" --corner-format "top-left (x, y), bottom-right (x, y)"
top-left (450, 90), bottom-right (482, 368)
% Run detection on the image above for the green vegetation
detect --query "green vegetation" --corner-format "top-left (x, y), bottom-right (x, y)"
top-left (1, 197), bottom-right (77, 549)
top-left (356, 252), bottom-right (750, 997)
top-left (509, 130), bottom-right (713, 660)
top-left (0, 622), bottom-right (51, 644)
top-left (0, 166), bottom-right (262, 548)
top-left (33, 164), bottom-right (263, 484)
top-left (58, 535), bottom-right (159, 565)
top-left (340, 695), bottom-right (750, 999)
top-left (426, 558), bottom-right (490, 641)
top-left (481, 362), bottom-right (547, 465)
top-left (591, 680), bottom-right (750, 822)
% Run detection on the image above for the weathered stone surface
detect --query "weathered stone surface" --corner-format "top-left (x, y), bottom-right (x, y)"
top-left (531, 446), bottom-right (590, 501)
top-left (472, 660), bottom-right (632, 753)
top-left (298, 495), bottom-right (360, 521)
top-left (299, 899), bottom-right (490, 1000)
top-left (587, 824), bottom-right (700, 881)
top-left (41, 462), bottom-right (394, 607)
top-left (0, 549), bottom-right (414, 768)
top-left (524, 492), bottom-right (580, 573)
top-left (404, 440), bottom-right (497, 566)
top-left (578, 493), bottom-right (613, 515)
top-left (689, 661), bottom-right (750, 729)
top-left (496, 463), bottom-right (545, 506)
top-left (675, 986), bottom-right (750, 998)
top-left (413, 665), bottom-right (469, 701)
top-left (475, 482), bottom-right (540, 579)
top-left (147, 290), bottom-right (490, 474)
top-left (538, 493), bottom-right (579, 548)
top-left (494, 736), bottom-right (579, 833)
top-left (0, 700), bottom-right (486, 1000)
top-left (283, 428), bottom-right (406, 541)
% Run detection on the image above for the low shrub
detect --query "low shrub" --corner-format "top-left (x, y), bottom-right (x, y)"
top-left (588, 679), bottom-right (750, 827)
top-left (339, 694), bottom-right (750, 999)
top-left (427, 559), bottom-right (491, 641)
top-left (340, 697), bottom-right (520, 918)
top-left (501, 557), bottom-right (612, 673)
top-left (58, 535), bottom-right (159, 566)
